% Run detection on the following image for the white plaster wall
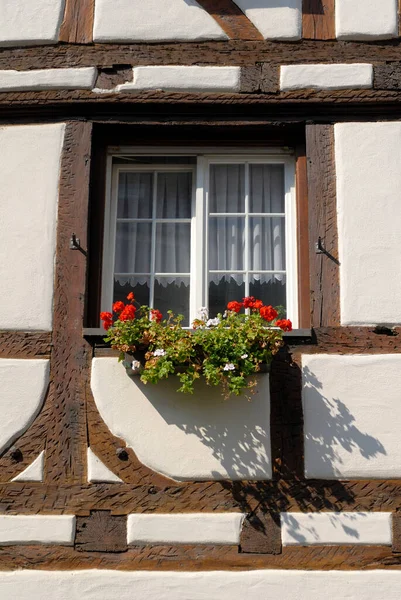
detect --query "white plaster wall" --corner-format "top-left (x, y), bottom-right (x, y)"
top-left (0, 0), bottom-right (65, 47)
top-left (280, 64), bottom-right (373, 91)
top-left (3, 570), bottom-right (401, 599)
top-left (281, 512), bottom-right (392, 546)
top-left (87, 447), bottom-right (122, 483)
top-left (127, 513), bottom-right (245, 545)
top-left (0, 516), bottom-right (75, 545)
top-left (0, 123), bottom-right (65, 331)
top-left (303, 354), bottom-right (401, 479)
top-left (11, 451), bottom-right (44, 482)
top-left (117, 66), bottom-right (241, 93)
top-left (336, 0), bottom-right (398, 40)
top-left (335, 122), bottom-right (401, 325)
top-left (0, 68), bottom-right (97, 92)
top-left (0, 359), bottom-right (49, 455)
top-left (232, 0), bottom-right (302, 40)
top-left (93, 0), bottom-right (226, 42)
top-left (91, 358), bottom-right (272, 481)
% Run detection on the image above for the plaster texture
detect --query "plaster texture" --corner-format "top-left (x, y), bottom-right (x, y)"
top-left (336, 0), bottom-right (398, 40)
top-left (0, 516), bottom-right (75, 546)
top-left (232, 0), bottom-right (302, 40)
top-left (303, 354), bottom-right (401, 479)
top-left (117, 66), bottom-right (241, 93)
top-left (335, 122), bottom-right (401, 325)
top-left (281, 512), bottom-right (392, 546)
top-left (0, 68), bottom-right (97, 92)
top-left (87, 447), bottom-right (122, 483)
top-left (127, 513), bottom-right (245, 545)
top-left (93, 0), bottom-right (226, 42)
top-left (91, 358), bottom-right (272, 481)
top-left (0, 359), bottom-right (49, 455)
top-left (3, 570), bottom-right (401, 599)
top-left (280, 64), bottom-right (373, 91)
top-left (0, 123), bottom-right (65, 330)
top-left (0, 0), bottom-right (65, 47)
top-left (11, 451), bottom-right (44, 482)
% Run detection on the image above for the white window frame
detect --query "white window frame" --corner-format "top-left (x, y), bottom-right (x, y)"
top-left (101, 148), bottom-right (298, 328)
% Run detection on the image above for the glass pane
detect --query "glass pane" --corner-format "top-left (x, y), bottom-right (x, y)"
top-left (117, 172), bottom-right (153, 219)
top-left (154, 277), bottom-right (190, 326)
top-left (113, 275), bottom-right (150, 308)
top-left (249, 164), bottom-right (285, 213)
top-left (250, 274), bottom-right (287, 315)
top-left (209, 217), bottom-right (245, 271)
top-left (209, 274), bottom-right (245, 319)
top-left (155, 223), bottom-right (191, 273)
top-left (114, 222), bottom-right (152, 273)
top-left (156, 172), bottom-right (192, 218)
top-left (209, 164), bottom-right (245, 213)
top-left (249, 217), bottom-right (286, 271)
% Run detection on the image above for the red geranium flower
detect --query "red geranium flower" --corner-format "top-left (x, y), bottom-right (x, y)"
top-left (119, 305), bottom-right (136, 322)
top-left (259, 305), bottom-right (278, 322)
top-left (127, 292), bottom-right (135, 301)
top-left (276, 318), bottom-right (292, 332)
top-left (100, 311), bottom-right (113, 331)
top-left (227, 301), bottom-right (242, 313)
top-left (243, 296), bottom-right (256, 309)
top-left (151, 309), bottom-right (163, 323)
top-left (253, 300), bottom-right (263, 310)
top-left (112, 301), bottom-right (125, 314)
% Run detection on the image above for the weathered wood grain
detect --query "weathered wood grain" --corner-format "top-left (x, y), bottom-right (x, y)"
top-left (44, 122), bottom-right (93, 485)
top-left (196, 0), bottom-right (263, 40)
top-left (59, 0), bottom-right (95, 44)
top-left (303, 0), bottom-right (335, 40)
top-left (393, 512), bottom-right (401, 553)
top-left (75, 511), bottom-right (127, 552)
top-left (374, 63), bottom-right (401, 90)
top-left (306, 124), bottom-right (339, 328)
top-left (295, 148), bottom-right (310, 329)
top-left (1, 543), bottom-right (401, 571)
top-left (0, 332), bottom-right (51, 359)
top-left (240, 511), bottom-right (282, 554)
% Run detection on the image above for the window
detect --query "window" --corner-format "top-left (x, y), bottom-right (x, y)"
top-left (100, 148), bottom-right (298, 327)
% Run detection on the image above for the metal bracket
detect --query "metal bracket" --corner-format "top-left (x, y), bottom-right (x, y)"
top-left (315, 236), bottom-right (325, 254)
top-left (70, 233), bottom-right (81, 250)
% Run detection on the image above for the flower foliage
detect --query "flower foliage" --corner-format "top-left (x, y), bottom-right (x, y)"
top-left (102, 295), bottom-right (292, 398)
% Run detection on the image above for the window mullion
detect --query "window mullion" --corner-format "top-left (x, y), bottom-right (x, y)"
top-left (149, 171), bottom-right (158, 309)
top-left (244, 161), bottom-right (250, 299)
top-left (190, 156), bottom-right (206, 323)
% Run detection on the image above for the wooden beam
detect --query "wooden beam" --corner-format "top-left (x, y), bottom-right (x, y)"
top-left (303, 0), bottom-right (336, 40)
top-left (0, 331), bottom-right (51, 359)
top-left (306, 124), bottom-right (340, 328)
top-left (195, 0), bottom-right (263, 40)
top-left (59, 0), bottom-right (95, 44)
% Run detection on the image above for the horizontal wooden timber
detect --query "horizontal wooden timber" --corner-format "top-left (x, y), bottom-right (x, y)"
top-left (0, 331), bottom-right (52, 358)
top-left (2, 40), bottom-right (401, 70)
top-left (1, 480), bottom-right (401, 514)
top-left (0, 544), bottom-right (401, 571)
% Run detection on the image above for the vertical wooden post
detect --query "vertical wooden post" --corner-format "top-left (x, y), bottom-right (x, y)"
top-left (303, 0), bottom-right (336, 40)
top-left (59, 0), bottom-right (95, 44)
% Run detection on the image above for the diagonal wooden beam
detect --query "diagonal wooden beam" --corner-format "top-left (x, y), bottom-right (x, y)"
top-left (196, 0), bottom-right (264, 40)
top-left (59, 0), bottom-right (95, 44)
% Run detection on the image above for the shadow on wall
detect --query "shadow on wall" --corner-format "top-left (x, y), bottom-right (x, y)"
top-left (132, 374), bottom-right (272, 480)
top-left (303, 364), bottom-right (387, 478)
top-left (281, 512), bottom-right (364, 544)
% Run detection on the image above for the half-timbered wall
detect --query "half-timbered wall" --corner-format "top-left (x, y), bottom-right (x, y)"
top-left (1, 2), bottom-right (401, 598)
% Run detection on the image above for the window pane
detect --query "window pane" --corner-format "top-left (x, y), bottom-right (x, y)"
top-left (249, 164), bottom-right (285, 213)
top-left (209, 274), bottom-right (245, 318)
top-left (113, 275), bottom-right (150, 308)
top-left (117, 172), bottom-right (153, 219)
top-left (114, 222), bottom-right (152, 273)
top-left (209, 217), bottom-right (245, 271)
top-left (250, 274), bottom-right (287, 314)
top-left (154, 277), bottom-right (190, 326)
top-left (155, 223), bottom-right (191, 273)
top-left (209, 164), bottom-right (245, 213)
top-left (156, 172), bottom-right (192, 218)
top-left (249, 217), bottom-right (286, 272)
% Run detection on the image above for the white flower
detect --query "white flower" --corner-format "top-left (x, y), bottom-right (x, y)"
top-left (241, 354), bottom-right (248, 359)
top-left (198, 306), bottom-right (209, 321)
top-left (153, 349), bottom-right (166, 357)
top-left (206, 317), bottom-right (220, 327)
top-left (131, 360), bottom-right (141, 370)
top-left (223, 363), bottom-right (235, 371)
